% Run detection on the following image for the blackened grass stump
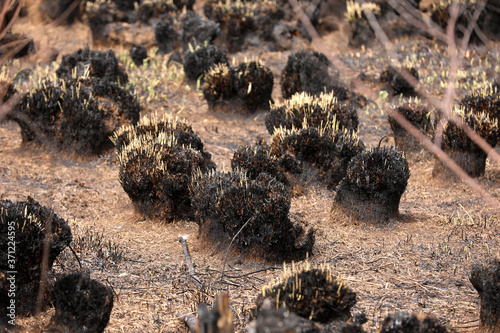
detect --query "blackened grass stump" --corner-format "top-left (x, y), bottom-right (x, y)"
top-left (0, 197), bottom-right (72, 317)
top-left (271, 123), bottom-right (364, 189)
top-left (334, 146), bottom-right (410, 223)
top-left (46, 272), bottom-right (114, 333)
top-left (9, 76), bottom-right (140, 156)
top-left (190, 170), bottom-right (314, 262)
top-left (380, 66), bottom-right (419, 97)
top-left (56, 47), bottom-right (128, 84)
top-left (379, 312), bottom-right (451, 333)
top-left (255, 262), bottom-right (356, 324)
top-left (433, 107), bottom-right (499, 178)
top-left (470, 259), bottom-right (500, 331)
top-left (115, 115), bottom-right (216, 221)
top-left (265, 91), bottom-right (359, 135)
top-left (231, 139), bottom-right (293, 187)
top-left (183, 44), bottom-right (229, 81)
top-left (388, 98), bottom-right (435, 154)
top-left (281, 50), bottom-right (346, 100)
top-left (203, 60), bottom-right (274, 114)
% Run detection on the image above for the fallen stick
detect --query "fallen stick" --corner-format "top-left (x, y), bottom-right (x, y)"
top-left (178, 235), bottom-right (203, 289)
top-left (176, 313), bottom-right (198, 333)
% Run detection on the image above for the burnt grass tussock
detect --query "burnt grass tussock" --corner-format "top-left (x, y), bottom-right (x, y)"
top-left (231, 140), bottom-right (292, 187)
top-left (183, 44), bottom-right (229, 81)
top-left (254, 262), bottom-right (356, 324)
top-left (388, 98), bottom-right (435, 153)
top-left (281, 50), bottom-right (347, 100)
top-left (8, 76), bottom-right (140, 156)
top-left (0, 197), bottom-right (72, 319)
top-left (271, 124), bottom-right (364, 189)
top-left (190, 170), bottom-right (314, 262)
top-left (433, 107), bottom-right (499, 178)
top-left (378, 312), bottom-right (451, 333)
top-left (203, 61), bottom-right (274, 113)
top-left (265, 91), bottom-right (359, 135)
top-left (334, 146), bottom-right (410, 223)
top-left (46, 272), bottom-right (114, 333)
top-left (470, 259), bottom-right (500, 331)
top-left (56, 47), bottom-right (128, 84)
top-left (114, 115), bottom-right (215, 222)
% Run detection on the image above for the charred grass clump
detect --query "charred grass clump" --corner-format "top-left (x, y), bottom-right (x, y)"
top-left (271, 123), bottom-right (364, 189)
top-left (114, 114), bottom-right (215, 221)
top-left (380, 66), bottom-right (419, 97)
top-left (265, 91), bottom-right (359, 135)
top-left (433, 107), bottom-right (499, 178)
top-left (388, 98), bottom-right (435, 154)
top-left (129, 44), bottom-right (148, 67)
top-left (470, 259), bottom-right (500, 331)
top-left (254, 262), bottom-right (356, 324)
top-left (379, 312), bottom-right (451, 333)
top-left (0, 197), bottom-right (72, 319)
top-left (8, 76), bottom-right (140, 156)
top-left (203, 0), bottom-right (282, 52)
top-left (345, 0), bottom-right (381, 48)
top-left (333, 146), bottom-right (410, 223)
top-left (56, 47), bottom-right (129, 84)
top-left (46, 272), bottom-right (114, 333)
top-left (460, 86), bottom-right (500, 139)
top-left (183, 44), bottom-right (229, 81)
top-left (203, 60), bottom-right (274, 113)
top-left (190, 170), bottom-right (314, 262)
top-left (281, 50), bottom-right (346, 100)
top-left (231, 140), bottom-right (292, 187)
top-left (155, 19), bottom-right (179, 54)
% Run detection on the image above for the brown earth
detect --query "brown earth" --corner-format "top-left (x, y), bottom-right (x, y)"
top-left (1, 8), bottom-right (500, 333)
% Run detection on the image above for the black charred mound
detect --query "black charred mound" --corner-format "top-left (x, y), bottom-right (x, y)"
top-left (203, 0), bottom-right (283, 52)
top-left (180, 11), bottom-right (219, 52)
top-left (0, 197), bottom-right (72, 318)
top-left (130, 44), bottom-right (148, 67)
top-left (56, 47), bottom-right (128, 84)
top-left (233, 61), bottom-right (274, 113)
top-left (183, 44), bottom-right (229, 81)
top-left (46, 272), bottom-right (114, 333)
top-left (155, 19), bottom-right (179, 54)
top-left (433, 108), bottom-right (499, 178)
top-left (460, 88), bottom-right (500, 134)
top-left (379, 312), bottom-right (451, 333)
top-left (231, 140), bottom-right (297, 187)
top-left (203, 61), bottom-right (274, 113)
top-left (190, 171), bottom-right (314, 262)
top-left (265, 91), bottom-right (359, 135)
top-left (203, 63), bottom-right (237, 112)
top-left (334, 146), bottom-right (410, 223)
top-left (203, 0), bottom-right (255, 52)
top-left (281, 50), bottom-right (346, 100)
top-left (248, 299), bottom-right (322, 333)
top-left (116, 116), bottom-right (215, 222)
top-left (470, 259), bottom-right (500, 331)
top-left (388, 99), bottom-right (435, 153)
top-left (9, 77), bottom-right (140, 156)
top-left (255, 264), bottom-right (356, 324)
top-left (111, 113), bottom-right (199, 152)
top-left (380, 66), bottom-right (419, 97)
top-left (271, 125), bottom-right (364, 189)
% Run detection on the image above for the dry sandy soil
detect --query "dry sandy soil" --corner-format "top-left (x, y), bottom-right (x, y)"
top-left (1, 6), bottom-right (500, 333)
